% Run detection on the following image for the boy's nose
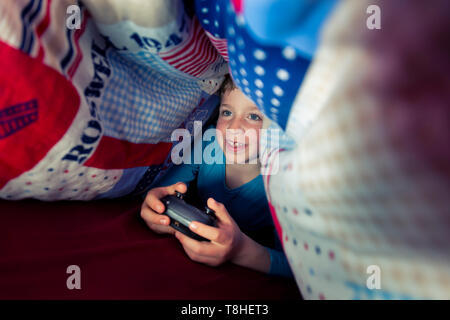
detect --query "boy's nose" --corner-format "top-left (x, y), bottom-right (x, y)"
top-left (228, 117), bottom-right (244, 130)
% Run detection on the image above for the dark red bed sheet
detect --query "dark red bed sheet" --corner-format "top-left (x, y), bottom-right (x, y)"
top-left (0, 197), bottom-right (301, 300)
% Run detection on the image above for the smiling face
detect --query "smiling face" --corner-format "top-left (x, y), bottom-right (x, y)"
top-left (216, 87), bottom-right (264, 164)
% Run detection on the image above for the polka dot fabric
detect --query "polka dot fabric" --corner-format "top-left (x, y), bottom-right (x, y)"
top-left (195, 0), bottom-right (311, 130)
top-left (266, 0), bottom-right (450, 299)
top-left (1, 165), bottom-right (123, 201)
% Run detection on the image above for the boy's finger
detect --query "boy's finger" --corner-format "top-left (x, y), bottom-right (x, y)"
top-left (175, 231), bottom-right (215, 253)
top-left (162, 182), bottom-right (187, 197)
top-left (207, 198), bottom-right (232, 224)
top-left (144, 191), bottom-right (166, 213)
top-left (175, 231), bottom-right (220, 259)
top-left (175, 231), bottom-right (201, 251)
top-left (172, 182), bottom-right (188, 194)
top-left (145, 182), bottom-right (187, 213)
top-left (189, 221), bottom-right (224, 244)
top-left (140, 206), bottom-right (170, 226)
top-left (182, 246), bottom-right (220, 266)
top-left (151, 223), bottom-right (176, 235)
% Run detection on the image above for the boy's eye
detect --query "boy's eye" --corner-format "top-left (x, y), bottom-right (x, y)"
top-left (221, 110), bottom-right (232, 117)
top-left (249, 113), bottom-right (262, 121)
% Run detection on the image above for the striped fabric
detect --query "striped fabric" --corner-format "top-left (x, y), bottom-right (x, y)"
top-left (205, 30), bottom-right (229, 62)
top-left (159, 17), bottom-right (223, 78)
top-left (0, 100), bottom-right (38, 139)
top-left (19, 0), bottom-right (45, 55)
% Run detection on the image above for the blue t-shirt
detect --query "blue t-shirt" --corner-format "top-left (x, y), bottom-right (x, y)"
top-left (155, 130), bottom-right (293, 277)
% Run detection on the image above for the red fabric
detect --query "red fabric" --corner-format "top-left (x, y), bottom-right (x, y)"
top-left (83, 137), bottom-right (172, 169)
top-left (0, 197), bottom-right (301, 300)
top-left (35, 0), bottom-right (52, 62)
top-left (232, 0), bottom-right (243, 14)
top-left (0, 42), bottom-right (80, 189)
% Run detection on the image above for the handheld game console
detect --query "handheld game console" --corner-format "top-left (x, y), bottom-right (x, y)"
top-left (161, 191), bottom-right (217, 241)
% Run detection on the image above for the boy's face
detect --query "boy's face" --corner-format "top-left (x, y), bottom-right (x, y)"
top-left (216, 88), bottom-right (264, 164)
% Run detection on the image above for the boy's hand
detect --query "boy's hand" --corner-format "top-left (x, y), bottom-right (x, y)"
top-left (140, 182), bottom-right (187, 235)
top-left (174, 197), bottom-right (245, 267)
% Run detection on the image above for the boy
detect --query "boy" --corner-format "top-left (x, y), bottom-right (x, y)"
top-left (140, 75), bottom-right (292, 277)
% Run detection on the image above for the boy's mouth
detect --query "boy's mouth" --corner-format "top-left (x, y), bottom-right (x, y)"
top-left (225, 139), bottom-right (247, 153)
